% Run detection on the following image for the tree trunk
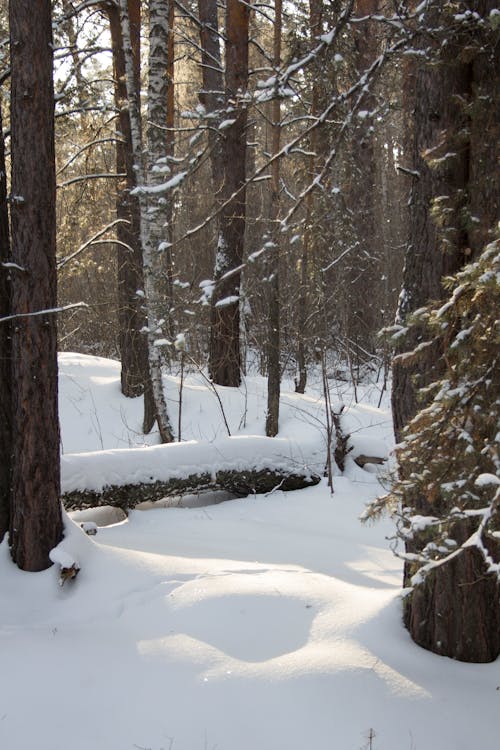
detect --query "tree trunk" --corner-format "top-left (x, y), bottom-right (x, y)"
top-left (404, 544), bottom-right (500, 663)
top-left (209, 0), bottom-right (250, 387)
top-left (106, 1), bottom-right (152, 408)
top-left (197, 0), bottom-right (224, 196)
top-left (295, 0), bottom-right (328, 394)
top-left (0, 100), bottom-right (11, 543)
top-left (163, 0), bottom-right (175, 343)
top-left (345, 0), bottom-right (380, 357)
top-left (392, 7), bottom-right (474, 440)
top-left (393, 0), bottom-right (500, 662)
top-left (265, 0), bottom-right (282, 437)
top-left (8, 0), bottom-right (63, 570)
top-left (119, 0), bottom-right (174, 442)
top-left (62, 468), bottom-right (321, 511)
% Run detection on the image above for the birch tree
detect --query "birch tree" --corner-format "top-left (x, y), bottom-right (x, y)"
top-left (119, 0), bottom-right (174, 442)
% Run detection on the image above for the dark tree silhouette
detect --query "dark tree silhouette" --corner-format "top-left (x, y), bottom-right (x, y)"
top-left (8, 0), bottom-right (63, 570)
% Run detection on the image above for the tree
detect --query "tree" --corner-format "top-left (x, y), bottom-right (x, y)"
top-left (8, 0), bottom-right (63, 570)
top-left (370, 240), bottom-right (500, 662)
top-left (392, 1), bottom-right (500, 440)
top-left (197, 0), bottom-right (224, 197)
top-left (208, 0), bottom-right (251, 387)
top-left (105, 0), bottom-right (152, 409)
top-left (383, 0), bottom-right (500, 661)
top-left (0, 100), bottom-right (11, 543)
top-left (265, 0), bottom-right (282, 437)
top-left (119, 0), bottom-right (175, 442)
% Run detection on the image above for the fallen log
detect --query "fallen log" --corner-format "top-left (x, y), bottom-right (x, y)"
top-left (354, 454), bottom-right (386, 468)
top-left (61, 436), bottom-right (321, 510)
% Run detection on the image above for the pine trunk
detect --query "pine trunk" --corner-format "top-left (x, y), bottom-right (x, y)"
top-left (392, 10), bottom-right (473, 440)
top-left (394, 1), bottom-right (500, 662)
top-left (0, 101), bottom-right (11, 542)
top-left (404, 544), bottom-right (500, 663)
top-left (265, 0), bottom-right (282, 437)
top-left (198, 0), bottom-right (224, 196)
top-left (8, 0), bottom-right (63, 570)
top-left (209, 0), bottom-right (250, 387)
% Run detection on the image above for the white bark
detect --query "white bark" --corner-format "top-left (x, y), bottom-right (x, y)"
top-left (119, 0), bottom-right (173, 442)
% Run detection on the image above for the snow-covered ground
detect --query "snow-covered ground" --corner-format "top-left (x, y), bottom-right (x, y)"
top-left (0, 353), bottom-right (498, 750)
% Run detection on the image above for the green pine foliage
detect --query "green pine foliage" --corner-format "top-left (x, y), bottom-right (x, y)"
top-left (368, 238), bottom-right (499, 583)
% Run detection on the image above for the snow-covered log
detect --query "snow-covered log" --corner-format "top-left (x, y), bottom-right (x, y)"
top-left (61, 436), bottom-right (321, 510)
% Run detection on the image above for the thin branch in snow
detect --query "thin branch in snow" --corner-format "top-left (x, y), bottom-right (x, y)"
top-left (57, 218), bottom-right (130, 269)
top-left (57, 172), bottom-right (126, 189)
top-left (0, 302), bottom-right (88, 324)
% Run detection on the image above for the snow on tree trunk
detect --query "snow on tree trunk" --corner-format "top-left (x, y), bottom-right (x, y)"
top-left (8, 0), bottom-right (63, 570)
top-left (119, 0), bottom-right (174, 443)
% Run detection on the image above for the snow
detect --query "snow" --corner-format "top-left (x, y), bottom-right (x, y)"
top-left (130, 171), bottom-right (187, 195)
top-left (0, 353), bottom-right (498, 750)
top-left (475, 473), bottom-right (500, 487)
top-left (215, 294), bottom-right (239, 308)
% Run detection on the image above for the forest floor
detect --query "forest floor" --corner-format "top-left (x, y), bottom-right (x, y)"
top-left (0, 353), bottom-right (498, 750)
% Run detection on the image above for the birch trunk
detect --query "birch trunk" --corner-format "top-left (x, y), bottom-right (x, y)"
top-left (119, 0), bottom-right (174, 443)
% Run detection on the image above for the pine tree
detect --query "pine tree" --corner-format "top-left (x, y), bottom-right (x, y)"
top-left (368, 238), bottom-right (499, 662)
top-left (8, 0), bottom-right (63, 570)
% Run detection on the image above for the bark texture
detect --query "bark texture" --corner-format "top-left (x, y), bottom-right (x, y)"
top-left (106, 1), bottom-right (151, 403)
top-left (119, 0), bottom-right (174, 442)
top-left (63, 467), bottom-right (321, 511)
top-left (0, 101), bottom-right (11, 542)
top-left (346, 0), bottom-right (381, 354)
top-left (209, 0), bottom-right (250, 387)
top-left (404, 544), bottom-right (500, 663)
top-left (393, 1), bottom-right (500, 662)
top-left (392, 1), bottom-right (499, 439)
top-left (198, 0), bottom-right (224, 195)
top-left (9, 0), bottom-right (63, 570)
top-left (265, 0), bottom-right (282, 437)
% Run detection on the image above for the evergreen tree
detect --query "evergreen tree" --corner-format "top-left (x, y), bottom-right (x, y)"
top-left (368, 239), bottom-right (500, 662)
top-left (8, 0), bottom-right (63, 570)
